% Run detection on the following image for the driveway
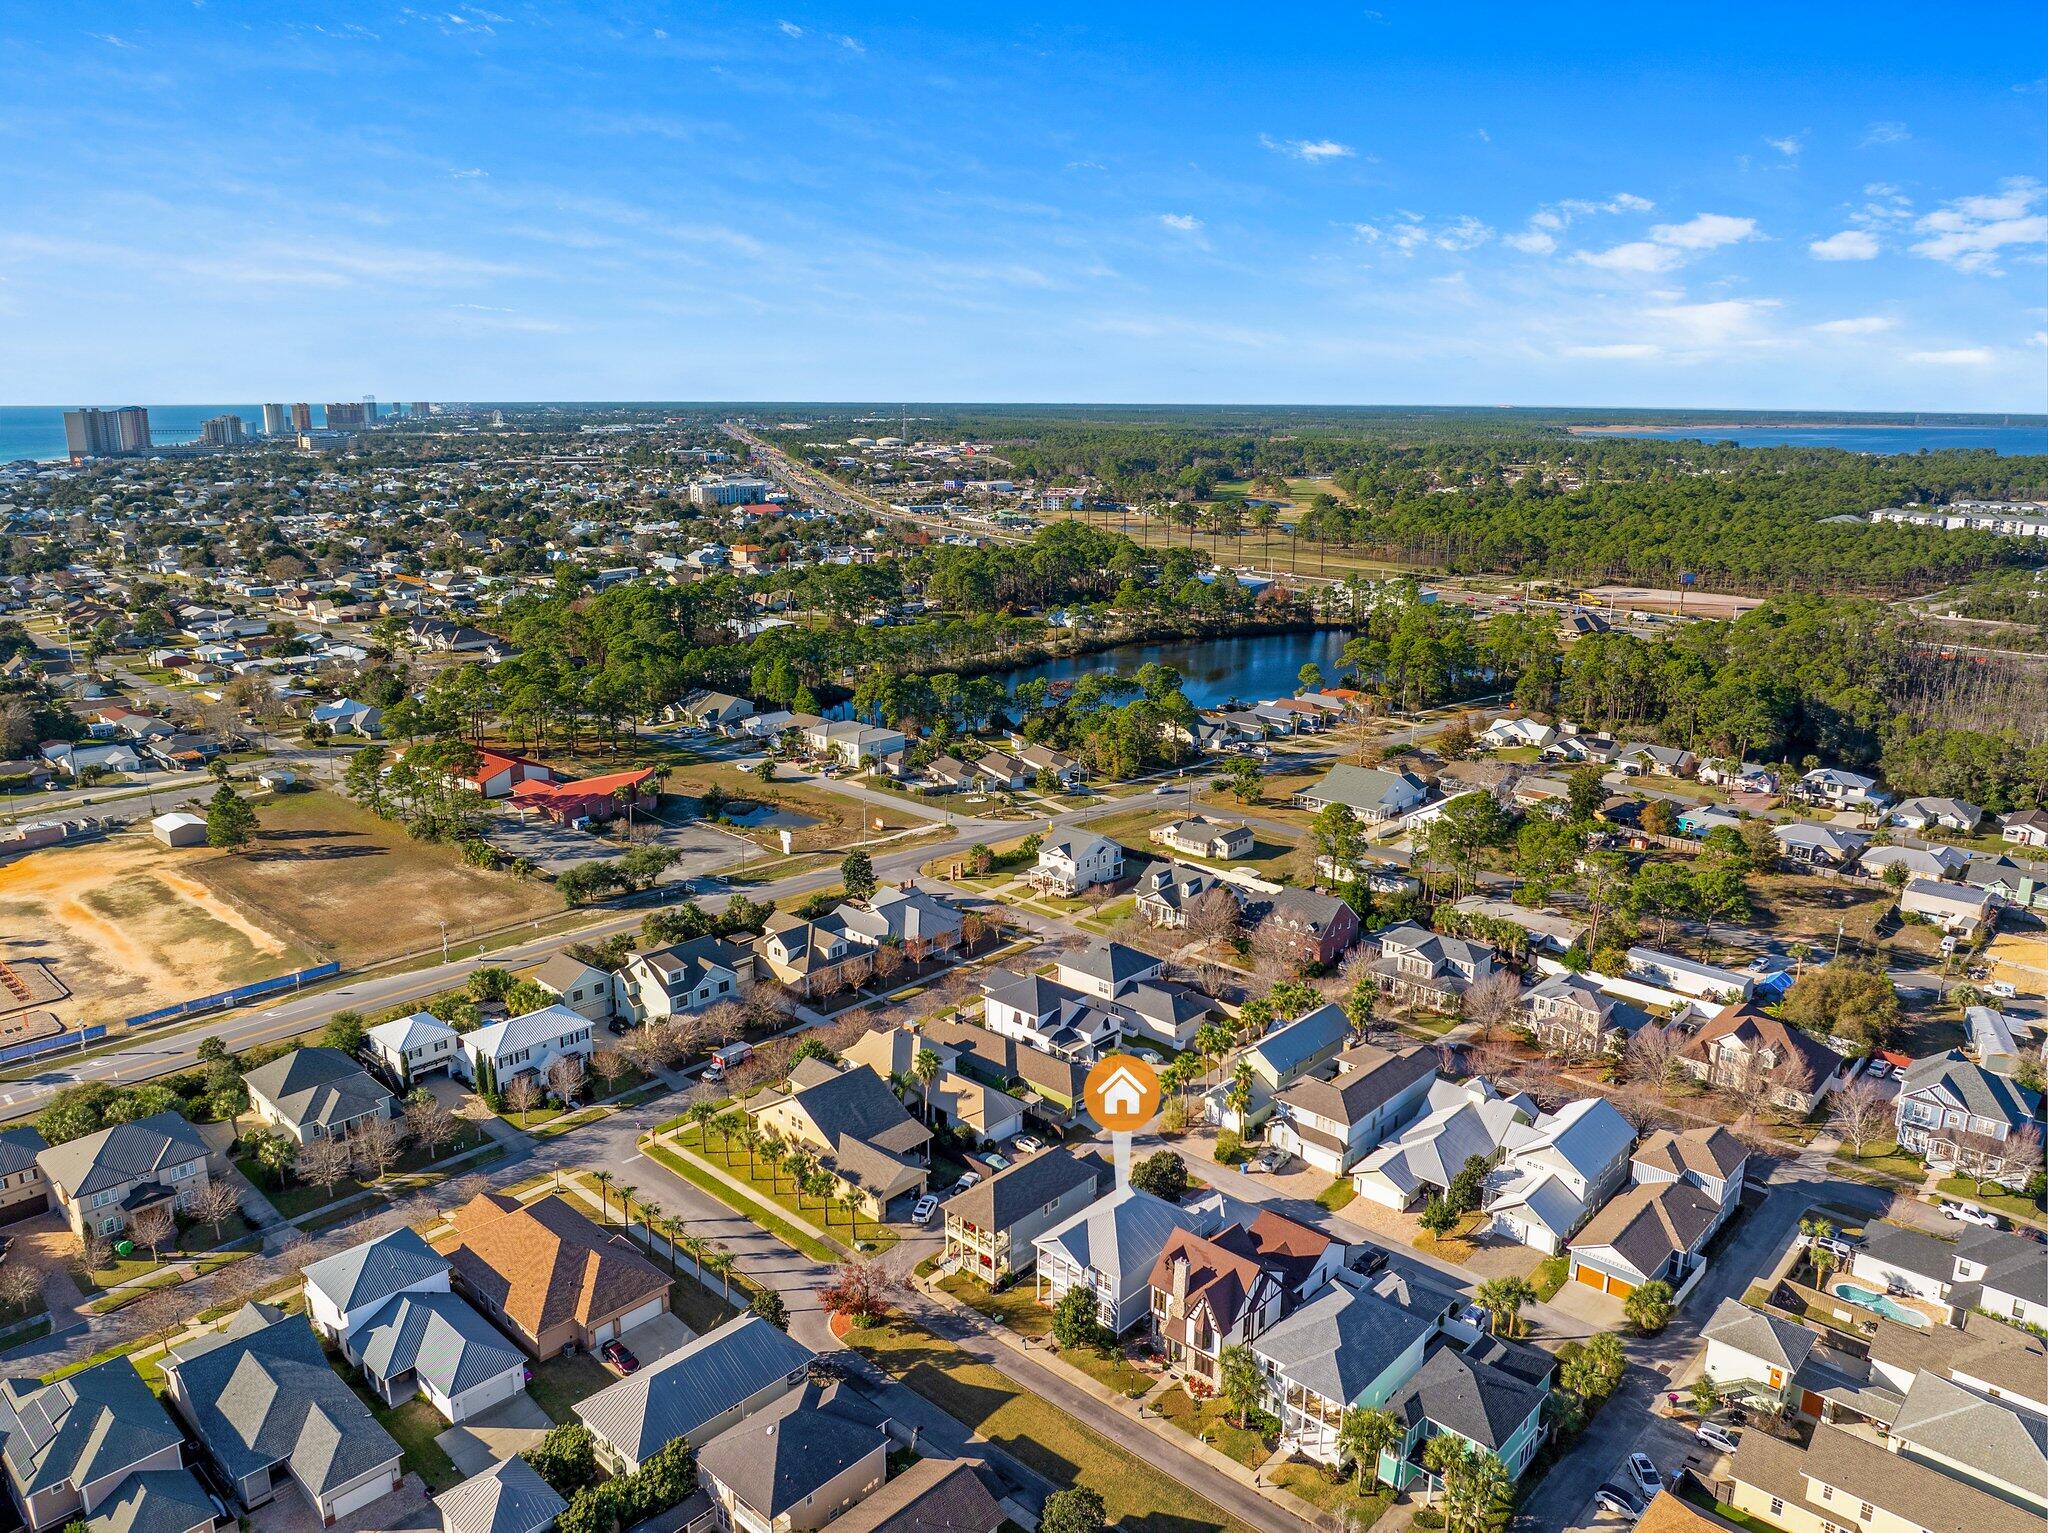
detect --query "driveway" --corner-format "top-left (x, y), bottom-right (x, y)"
top-left (1557, 1412), bottom-right (1710, 1532)
top-left (248, 1476), bottom-right (437, 1533)
top-left (618, 1310), bottom-right (694, 1365)
top-left (436, 1393), bottom-right (551, 1478)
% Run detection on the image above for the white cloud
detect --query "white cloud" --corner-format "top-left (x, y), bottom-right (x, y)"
top-left (1260, 134), bottom-right (1356, 163)
top-left (1504, 230), bottom-right (1557, 255)
top-left (2033, 330), bottom-right (2048, 348)
top-left (1810, 228), bottom-right (1880, 261)
top-left (1577, 240), bottom-right (1683, 273)
top-left (1564, 343), bottom-right (1660, 359)
top-left (1812, 315), bottom-right (1894, 334)
top-left (1159, 213), bottom-right (1203, 233)
top-left (1909, 178), bottom-right (2048, 273)
top-left (1434, 215), bottom-right (1492, 251)
top-left (1907, 347), bottom-right (1995, 365)
top-left (1348, 223), bottom-right (1381, 243)
top-left (1642, 298), bottom-right (1782, 351)
top-left (777, 19), bottom-right (802, 35)
top-left (1647, 212), bottom-right (1758, 250)
top-left (1766, 135), bottom-right (1803, 157)
top-left (449, 167), bottom-right (488, 180)
top-left (1863, 121), bottom-right (1911, 145)
top-left (837, 33), bottom-right (864, 53)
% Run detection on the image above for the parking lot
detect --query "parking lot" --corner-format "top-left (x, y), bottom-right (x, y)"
top-left (1561, 1410), bottom-right (1725, 1533)
top-left (485, 807), bottom-right (754, 879)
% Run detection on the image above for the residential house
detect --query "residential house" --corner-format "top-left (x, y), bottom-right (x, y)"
top-left (451, 750), bottom-right (554, 800)
top-left (365, 1012), bottom-right (460, 1086)
top-left (1678, 1003), bottom-right (1846, 1113)
top-left (1772, 823), bottom-right (1871, 869)
top-left (1259, 888), bottom-right (1362, 969)
top-left (1266, 1044), bottom-right (1439, 1176)
top-left (242, 1048), bottom-right (393, 1146)
top-left (1150, 816), bottom-right (1254, 862)
top-left (1625, 948), bottom-right (1754, 1007)
top-left (972, 751), bottom-right (1030, 791)
top-left (451, 1005), bottom-right (594, 1094)
top-left (1961, 853), bottom-right (2048, 912)
top-left (695, 1383), bottom-right (889, 1533)
top-left (1628, 1126), bottom-right (1750, 1239)
top-left (302, 1227), bottom-right (452, 1353)
top-left (1699, 759), bottom-right (1780, 795)
top-left (1893, 1052), bottom-right (2042, 1186)
top-left (1483, 1096), bottom-right (1638, 1254)
top-left (980, 969), bottom-right (1119, 1060)
top-left (615, 937), bottom-right (751, 1019)
top-left (818, 1459), bottom-right (1002, 1533)
top-left (1204, 1002), bottom-right (1354, 1130)
top-left (1294, 764), bottom-right (1429, 822)
top-left (36, 1112), bottom-right (212, 1242)
top-left (436, 1193), bottom-right (670, 1357)
top-left (309, 699), bottom-right (381, 737)
top-left (1026, 830), bottom-right (1124, 896)
top-left (1148, 1211), bottom-right (1340, 1387)
top-left (941, 1150), bottom-right (1105, 1284)
top-left (1480, 718), bottom-right (1557, 750)
top-left (753, 912), bottom-right (860, 997)
top-left (1697, 1299), bottom-right (1819, 1413)
top-left (1794, 768), bottom-right (1889, 811)
top-left (917, 1018), bottom-right (1089, 1123)
top-left (1354, 1078), bottom-right (1537, 1212)
top-left (81, 1470), bottom-right (216, 1533)
top-left (1055, 940), bottom-right (1162, 1002)
top-left (1011, 741), bottom-right (1084, 787)
top-left (1542, 730), bottom-right (1617, 766)
top-left (574, 1315), bottom-right (815, 1472)
top-left (803, 719), bottom-right (906, 771)
top-left (1892, 797), bottom-right (1984, 835)
top-left (1900, 880), bottom-right (1996, 935)
top-left (1133, 860), bottom-right (1237, 929)
top-left (1368, 922), bottom-right (1495, 1011)
top-left (1253, 1267), bottom-right (1553, 1487)
top-left (1729, 1419), bottom-right (2039, 1533)
top-left (0, 1127), bottom-right (50, 1222)
top-left (922, 754), bottom-right (974, 792)
top-left (1966, 1006), bottom-right (2041, 1078)
top-left (1114, 981), bottom-right (1219, 1051)
top-left (1033, 1185), bottom-right (1245, 1336)
top-left (352, 1291), bottom-right (528, 1424)
top-left (840, 1027), bottom-right (1023, 1146)
top-left (0, 1360), bottom-right (191, 1533)
top-left (672, 690), bottom-right (755, 731)
top-left (1999, 809), bottom-right (2048, 849)
top-left (1451, 895), bottom-right (1585, 956)
top-left (1523, 973), bottom-right (1644, 1057)
top-left (1565, 1179), bottom-right (1720, 1298)
top-left (751, 1057), bottom-right (932, 1215)
top-left (523, 954), bottom-right (618, 1025)
top-left (834, 884), bottom-right (965, 954)
top-left (1617, 743), bottom-right (1697, 778)
top-left (162, 1303), bottom-right (404, 1523)
top-left (1860, 844), bottom-right (1974, 883)
top-left (432, 1458), bottom-right (566, 1533)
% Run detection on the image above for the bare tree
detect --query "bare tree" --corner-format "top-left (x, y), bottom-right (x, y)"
top-left (838, 953), bottom-right (875, 994)
top-left (546, 1053), bottom-right (587, 1105)
top-left (1185, 887), bottom-right (1244, 948)
top-left (1950, 1124), bottom-right (2043, 1195)
top-left (352, 1115), bottom-right (410, 1182)
top-left (127, 1286), bottom-right (189, 1350)
top-left (82, 1230), bottom-right (115, 1276)
top-left (1623, 1023), bottom-right (1687, 1090)
top-left (189, 1180), bottom-right (244, 1241)
top-left (590, 1047), bottom-right (628, 1096)
top-left (1826, 1077), bottom-right (1891, 1159)
top-left (1608, 1079), bottom-right (1668, 1132)
top-left (738, 979), bottom-right (792, 1033)
top-left (0, 1261), bottom-right (43, 1317)
top-left (703, 1001), bottom-right (747, 1046)
top-left (872, 944), bottom-right (905, 987)
top-left (404, 1096), bottom-right (461, 1160)
top-left (503, 1075), bottom-right (542, 1125)
top-left (1463, 971), bottom-right (1524, 1040)
top-left (296, 1134), bottom-right (355, 1194)
top-left (131, 1205), bottom-right (178, 1266)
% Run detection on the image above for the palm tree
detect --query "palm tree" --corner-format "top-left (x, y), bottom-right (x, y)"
top-left (591, 1170), bottom-right (614, 1222)
top-left (914, 1047), bottom-right (942, 1122)
top-left (679, 1233), bottom-right (709, 1281)
top-left (1337, 1406), bottom-right (1400, 1488)
top-left (615, 1183), bottom-right (638, 1234)
top-left (759, 1134), bottom-right (785, 1189)
top-left (704, 1247), bottom-right (736, 1302)
top-left (841, 1189), bottom-right (864, 1242)
top-left (654, 1213), bottom-right (683, 1271)
top-left (1473, 1276), bottom-right (1536, 1339)
top-left (804, 1170), bottom-right (836, 1217)
top-left (712, 1110), bottom-right (745, 1160)
top-left (736, 1122), bottom-right (762, 1173)
top-left (686, 1100), bottom-right (717, 1149)
top-left (782, 1149), bottom-right (813, 1205)
top-left (1224, 1060), bottom-right (1254, 1135)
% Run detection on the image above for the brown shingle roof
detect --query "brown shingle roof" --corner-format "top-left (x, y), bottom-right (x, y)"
top-left (438, 1194), bottom-right (668, 1342)
top-left (1633, 1125), bottom-right (1748, 1181)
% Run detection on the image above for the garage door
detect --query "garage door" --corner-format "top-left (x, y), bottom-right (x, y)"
top-left (618, 1297), bottom-right (666, 1334)
top-left (325, 1471), bottom-right (398, 1523)
top-left (1575, 1264), bottom-right (1608, 1291)
top-left (1605, 1274), bottom-right (1634, 1299)
top-left (453, 1368), bottom-right (522, 1422)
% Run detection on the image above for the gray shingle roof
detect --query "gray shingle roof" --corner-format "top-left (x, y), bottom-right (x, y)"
top-left (1900, 1051), bottom-right (2042, 1130)
top-left (780, 1066), bottom-right (932, 1159)
top-left (434, 1456), bottom-right (567, 1533)
top-left (357, 1291), bottom-right (524, 1400)
top-left (1277, 1044), bottom-right (1437, 1127)
top-left (302, 1227), bottom-right (449, 1318)
top-left (1885, 1371), bottom-right (2047, 1499)
top-left (1251, 1276), bottom-right (1448, 1408)
top-left (242, 1047), bottom-right (393, 1133)
top-left (822, 1457), bottom-right (1003, 1533)
top-left (1060, 940), bottom-right (1158, 989)
top-left (1700, 1299), bottom-right (1817, 1374)
top-left (86, 1469), bottom-right (217, 1533)
top-left (0, 1125), bottom-right (47, 1180)
top-left (166, 1305), bottom-right (400, 1496)
top-left (694, 1382), bottom-right (885, 1519)
top-left (1569, 1180), bottom-right (1719, 1276)
top-left (1249, 1004), bottom-right (1352, 1078)
top-left (1387, 1339), bottom-right (1552, 1450)
top-left (36, 1112), bottom-right (209, 1200)
top-left (942, 1149), bottom-right (1104, 1232)
top-left (574, 1315), bottom-right (814, 1463)
top-left (0, 1359), bottom-right (185, 1500)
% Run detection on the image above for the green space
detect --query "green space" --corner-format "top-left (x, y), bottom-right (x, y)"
top-left (672, 1123), bottom-right (896, 1253)
top-left (1936, 1175), bottom-right (2047, 1225)
top-left (642, 1140), bottom-right (841, 1263)
top-left (1531, 1255), bottom-right (1570, 1301)
top-left (936, 1274), bottom-right (1150, 1396)
top-left (81, 1247), bottom-right (253, 1297)
top-left (1267, 1460), bottom-right (1392, 1527)
top-left (1826, 1141), bottom-right (1925, 1185)
top-left (846, 1319), bottom-right (1250, 1533)
top-left (1152, 1389), bottom-right (1280, 1469)
top-left (526, 1353), bottom-right (616, 1424)
top-left (1315, 1178), bottom-right (1357, 1212)
top-left (368, 1392), bottom-right (463, 1491)
top-left (235, 1121), bottom-right (490, 1218)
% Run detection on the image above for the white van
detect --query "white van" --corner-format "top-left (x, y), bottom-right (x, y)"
top-left (704, 1041), bottom-right (753, 1081)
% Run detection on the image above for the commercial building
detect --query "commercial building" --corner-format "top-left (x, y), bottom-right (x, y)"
top-left (260, 403), bottom-right (291, 436)
top-left (199, 414), bottom-right (245, 447)
top-left (62, 407), bottom-right (151, 459)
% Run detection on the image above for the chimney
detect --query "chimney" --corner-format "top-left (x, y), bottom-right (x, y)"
top-left (1170, 1252), bottom-right (1190, 1312)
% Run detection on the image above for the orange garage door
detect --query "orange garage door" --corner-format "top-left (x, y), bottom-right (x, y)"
top-left (1575, 1265), bottom-right (1633, 1298)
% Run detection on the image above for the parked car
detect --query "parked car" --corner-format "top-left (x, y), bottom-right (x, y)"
top-left (608, 1018), bottom-right (633, 1035)
top-left (1353, 1246), bottom-right (1390, 1276)
top-left (1013, 1135), bottom-right (1045, 1155)
top-left (1593, 1486), bottom-right (1643, 1520)
top-left (952, 1171), bottom-right (980, 1195)
top-left (911, 1194), bottom-right (939, 1225)
top-left (1863, 1059), bottom-right (1892, 1080)
top-left (599, 1339), bottom-right (639, 1374)
top-left (1940, 1200), bottom-right (2005, 1228)
top-left (1627, 1454), bottom-right (1662, 1496)
top-left (1696, 1422), bottom-right (1741, 1453)
top-left (1986, 979), bottom-right (2019, 999)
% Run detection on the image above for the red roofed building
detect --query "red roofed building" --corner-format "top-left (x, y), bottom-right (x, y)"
top-left (1147, 1210), bottom-right (1342, 1390)
top-left (509, 766), bottom-right (658, 826)
top-left (459, 751), bottom-right (555, 799)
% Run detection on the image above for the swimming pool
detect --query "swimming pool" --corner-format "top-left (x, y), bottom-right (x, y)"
top-left (1833, 1282), bottom-right (1931, 1328)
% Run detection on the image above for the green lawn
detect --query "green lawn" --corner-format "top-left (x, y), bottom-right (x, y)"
top-left (846, 1320), bottom-right (1251, 1533)
top-left (1316, 1178), bottom-right (1357, 1212)
top-left (1152, 1389), bottom-right (1280, 1469)
top-left (1531, 1255), bottom-right (1570, 1301)
top-left (1827, 1141), bottom-right (1926, 1184)
top-left (1936, 1175), bottom-right (2047, 1225)
top-left (1268, 1461), bottom-right (1393, 1527)
top-left (643, 1142), bottom-right (842, 1263)
top-left (935, 1273), bottom-right (1151, 1396)
top-left (81, 1247), bottom-right (253, 1298)
top-left (526, 1354), bottom-right (615, 1424)
top-left (372, 1394), bottom-right (463, 1491)
top-left (674, 1126), bottom-right (897, 1253)
top-left (236, 1123), bottom-right (489, 1218)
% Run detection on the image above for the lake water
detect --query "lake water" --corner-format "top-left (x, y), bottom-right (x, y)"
top-left (0, 405), bottom-right (268, 462)
top-left (1595, 424), bottom-right (2048, 456)
top-left (1000, 628), bottom-right (1352, 709)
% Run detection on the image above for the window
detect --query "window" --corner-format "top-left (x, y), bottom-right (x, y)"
top-left (1858, 1504), bottom-right (1872, 1521)
top-left (1769, 1500), bottom-right (1784, 1517)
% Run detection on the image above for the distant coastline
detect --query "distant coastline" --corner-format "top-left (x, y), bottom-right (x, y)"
top-left (1566, 421), bottom-right (2044, 435)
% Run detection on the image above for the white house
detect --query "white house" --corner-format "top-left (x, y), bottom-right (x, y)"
top-left (1480, 718), bottom-right (1557, 750)
top-left (1890, 796), bottom-right (1983, 835)
top-left (1900, 879), bottom-right (1996, 935)
top-left (366, 1012), bottom-right (461, 1084)
top-left (454, 1004), bottom-right (595, 1092)
top-left (1483, 1096), bottom-right (1636, 1254)
top-left (1027, 830), bottom-right (1125, 897)
top-left (1794, 766), bottom-right (1888, 810)
top-left (303, 1227), bottom-right (453, 1353)
top-left (310, 698), bottom-right (382, 737)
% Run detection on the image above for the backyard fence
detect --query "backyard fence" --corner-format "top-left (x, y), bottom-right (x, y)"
top-left (123, 962), bottom-right (342, 1029)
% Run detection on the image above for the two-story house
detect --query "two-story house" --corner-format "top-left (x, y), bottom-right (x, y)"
top-left (0, 1126), bottom-right (50, 1222)
top-left (1678, 1003), bottom-right (1845, 1114)
top-left (243, 1047), bottom-right (394, 1146)
top-left (1523, 973), bottom-right (1643, 1057)
top-left (1205, 1002), bottom-right (1354, 1130)
top-left (523, 954), bottom-right (617, 1024)
top-left (1266, 1044), bottom-right (1439, 1176)
top-left (452, 1005), bottom-right (594, 1095)
top-left (365, 1011), bottom-right (461, 1085)
top-left (1026, 830), bottom-right (1125, 897)
top-left (1369, 923), bottom-right (1496, 1011)
top-left (36, 1112), bottom-right (212, 1242)
top-left (0, 1360), bottom-right (194, 1533)
top-left (1133, 860), bottom-right (1237, 929)
top-left (751, 912), bottom-right (859, 997)
top-left (1627, 1125), bottom-right (1750, 1238)
top-left (1148, 1210), bottom-right (1339, 1389)
top-left (1484, 1097), bottom-right (1637, 1254)
top-left (615, 936), bottom-right (752, 1018)
top-left (1149, 816), bottom-right (1255, 862)
top-left (302, 1226), bottom-right (453, 1352)
top-left (981, 968), bottom-right (1120, 1060)
top-left (1893, 1051), bottom-right (2042, 1187)
top-left (1258, 889), bottom-right (1362, 969)
top-left (941, 1149), bottom-right (1105, 1284)
top-left (1794, 767), bottom-right (1889, 811)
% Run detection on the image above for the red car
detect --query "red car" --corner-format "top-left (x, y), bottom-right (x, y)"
top-left (599, 1339), bottom-right (639, 1374)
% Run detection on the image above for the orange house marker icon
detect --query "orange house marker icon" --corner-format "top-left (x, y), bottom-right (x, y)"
top-left (1084, 1054), bottom-right (1160, 1132)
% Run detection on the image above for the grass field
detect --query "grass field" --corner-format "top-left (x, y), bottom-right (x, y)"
top-left (935, 1273), bottom-right (1151, 1396)
top-left (0, 830), bottom-right (311, 1027)
top-left (192, 788), bottom-right (557, 966)
top-left (846, 1320), bottom-right (1250, 1533)
top-left (663, 762), bottom-right (920, 853)
top-left (1152, 1389), bottom-right (1279, 1469)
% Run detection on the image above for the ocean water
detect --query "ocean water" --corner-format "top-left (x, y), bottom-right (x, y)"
top-left (1605, 424), bottom-right (2048, 455)
top-left (0, 405), bottom-right (267, 462)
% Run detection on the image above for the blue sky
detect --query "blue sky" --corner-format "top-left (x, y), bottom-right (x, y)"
top-left (2, 2), bottom-right (2044, 410)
